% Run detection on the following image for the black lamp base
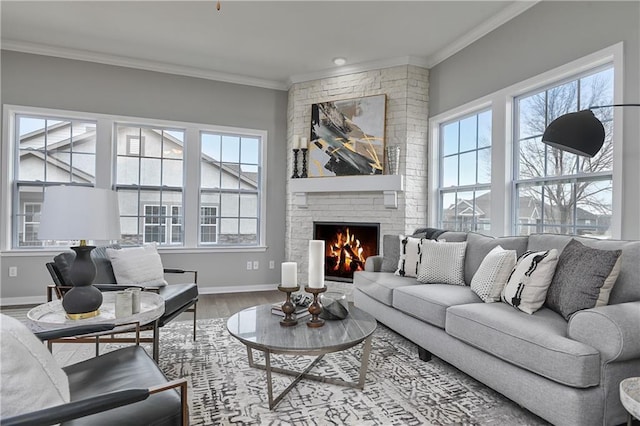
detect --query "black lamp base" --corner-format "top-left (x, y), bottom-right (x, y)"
top-left (63, 245), bottom-right (103, 319)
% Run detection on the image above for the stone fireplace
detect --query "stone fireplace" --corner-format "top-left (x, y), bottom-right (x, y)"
top-left (314, 222), bottom-right (380, 282)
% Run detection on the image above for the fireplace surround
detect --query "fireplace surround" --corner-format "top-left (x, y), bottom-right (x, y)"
top-left (313, 222), bottom-right (380, 282)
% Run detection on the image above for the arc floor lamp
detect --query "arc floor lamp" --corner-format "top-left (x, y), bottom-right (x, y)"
top-left (542, 104), bottom-right (640, 157)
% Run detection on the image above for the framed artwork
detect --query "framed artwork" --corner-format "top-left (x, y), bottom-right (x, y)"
top-left (308, 94), bottom-right (386, 177)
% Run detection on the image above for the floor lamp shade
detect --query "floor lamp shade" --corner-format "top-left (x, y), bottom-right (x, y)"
top-left (39, 186), bottom-right (121, 318)
top-left (541, 110), bottom-right (605, 158)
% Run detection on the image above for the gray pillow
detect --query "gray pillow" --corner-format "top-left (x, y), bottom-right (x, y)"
top-left (465, 233), bottom-right (528, 284)
top-left (381, 235), bottom-right (401, 272)
top-left (545, 239), bottom-right (622, 320)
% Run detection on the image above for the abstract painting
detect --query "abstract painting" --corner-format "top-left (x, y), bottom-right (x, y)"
top-left (308, 94), bottom-right (386, 177)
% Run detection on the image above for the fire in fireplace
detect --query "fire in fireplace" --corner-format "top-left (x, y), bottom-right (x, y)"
top-left (313, 222), bottom-right (380, 282)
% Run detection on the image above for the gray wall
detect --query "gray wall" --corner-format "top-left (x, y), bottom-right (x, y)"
top-left (429, 1), bottom-right (640, 239)
top-left (0, 51), bottom-right (288, 301)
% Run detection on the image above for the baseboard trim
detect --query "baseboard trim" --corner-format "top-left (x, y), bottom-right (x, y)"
top-left (197, 283), bottom-right (280, 295)
top-left (0, 295), bottom-right (47, 307)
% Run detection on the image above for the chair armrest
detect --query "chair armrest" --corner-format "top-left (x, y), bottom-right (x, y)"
top-left (568, 301), bottom-right (640, 363)
top-left (34, 324), bottom-right (117, 341)
top-left (364, 255), bottom-right (383, 272)
top-left (93, 284), bottom-right (145, 292)
top-left (164, 268), bottom-right (198, 284)
top-left (0, 389), bottom-right (149, 426)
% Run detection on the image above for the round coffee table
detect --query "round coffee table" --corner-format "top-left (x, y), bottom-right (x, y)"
top-left (227, 304), bottom-right (377, 410)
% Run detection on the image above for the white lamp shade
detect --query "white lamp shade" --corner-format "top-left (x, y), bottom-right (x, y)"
top-left (38, 186), bottom-right (121, 242)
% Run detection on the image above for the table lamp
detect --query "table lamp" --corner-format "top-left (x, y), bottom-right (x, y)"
top-left (542, 104), bottom-right (640, 157)
top-left (39, 186), bottom-right (121, 319)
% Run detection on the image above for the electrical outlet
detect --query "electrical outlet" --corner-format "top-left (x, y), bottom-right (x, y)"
top-left (253, 260), bottom-right (259, 270)
top-left (246, 261), bottom-right (252, 270)
top-left (269, 260), bottom-right (275, 269)
top-left (8, 266), bottom-right (17, 277)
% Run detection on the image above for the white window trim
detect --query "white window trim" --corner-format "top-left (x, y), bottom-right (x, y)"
top-left (429, 42), bottom-right (623, 238)
top-left (1, 104), bottom-right (268, 253)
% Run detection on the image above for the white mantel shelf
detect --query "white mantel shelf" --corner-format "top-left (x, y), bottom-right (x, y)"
top-left (289, 174), bottom-right (404, 209)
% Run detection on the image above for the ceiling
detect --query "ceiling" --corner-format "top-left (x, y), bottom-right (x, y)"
top-left (1, 1), bottom-right (537, 90)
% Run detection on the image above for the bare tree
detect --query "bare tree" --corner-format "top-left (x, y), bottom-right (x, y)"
top-left (517, 73), bottom-right (614, 234)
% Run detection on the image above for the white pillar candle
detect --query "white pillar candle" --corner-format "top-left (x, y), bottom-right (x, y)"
top-left (300, 137), bottom-right (308, 149)
top-left (308, 240), bottom-right (325, 288)
top-left (281, 262), bottom-right (298, 287)
top-left (292, 135), bottom-right (300, 150)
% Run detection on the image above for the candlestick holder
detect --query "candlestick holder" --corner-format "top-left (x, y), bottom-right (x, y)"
top-left (300, 148), bottom-right (308, 178)
top-left (291, 149), bottom-right (300, 179)
top-left (304, 285), bottom-right (326, 328)
top-left (277, 285), bottom-right (301, 326)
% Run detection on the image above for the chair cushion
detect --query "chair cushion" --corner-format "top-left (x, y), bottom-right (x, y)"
top-left (393, 284), bottom-right (481, 329)
top-left (158, 283), bottom-right (199, 321)
top-left (446, 303), bottom-right (601, 388)
top-left (0, 314), bottom-right (70, 417)
top-left (107, 244), bottom-right (168, 287)
top-left (64, 346), bottom-right (182, 426)
top-left (353, 271), bottom-right (417, 306)
top-left (54, 244), bottom-right (120, 286)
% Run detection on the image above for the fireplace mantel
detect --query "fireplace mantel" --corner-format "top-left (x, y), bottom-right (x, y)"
top-left (289, 174), bottom-right (404, 208)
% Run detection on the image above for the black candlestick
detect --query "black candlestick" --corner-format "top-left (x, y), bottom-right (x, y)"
top-left (291, 149), bottom-right (300, 179)
top-left (301, 148), bottom-right (308, 178)
top-left (278, 285), bottom-right (300, 327)
top-left (304, 286), bottom-right (327, 328)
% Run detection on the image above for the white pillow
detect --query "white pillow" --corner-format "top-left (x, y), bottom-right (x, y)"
top-left (107, 243), bottom-right (168, 287)
top-left (501, 249), bottom-right (559, 314)
top-left (0, 314), bottom-right (70, 418)
top-left (417, 240), bottom-right (467, 286)
top-left (395, 235), bottom-right (424, 278)
top-left (471, 246), bottom-right (517, 302)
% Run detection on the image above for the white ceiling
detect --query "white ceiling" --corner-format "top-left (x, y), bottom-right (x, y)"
top-left (1, 1), bottom-right (537, 90)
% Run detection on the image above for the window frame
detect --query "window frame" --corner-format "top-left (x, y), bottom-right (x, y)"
top-left (428, 43), bottom-right (624, 238)
top-left (1, 105), bottom-right (268, 253)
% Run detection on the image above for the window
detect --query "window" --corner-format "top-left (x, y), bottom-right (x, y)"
top-left (115, 125), bottom-right (185, 246)
top-left (12, 114), bottom-right (97, 247)
top-left (437, 110), bottom-right (492, 232)
top-left (200, 132), bottom-right (260, 245)
top-left (514, 66), bottom-right (614, 237)
top-left (5, 106), bottom-right (267, 250)
top-left (429, 44), bottom-right (622, 239)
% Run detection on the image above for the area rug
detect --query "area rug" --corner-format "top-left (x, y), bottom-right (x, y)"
top-left (155, 318), bottom-right (548, 425)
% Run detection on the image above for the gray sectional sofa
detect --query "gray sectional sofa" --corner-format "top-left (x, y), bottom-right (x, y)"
top-left (353, 231), bottom-right (640, 426)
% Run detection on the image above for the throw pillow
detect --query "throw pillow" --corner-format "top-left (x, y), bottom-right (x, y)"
top-left (0, 314), bottom-right (70, 418)
top-left (545, 239), bottom-right (622, 320)
top-left (395, 235), bottom-right (424, 278)
top-left (501, 249), bottom-right (559, 314)
top-left (107, 243), bottom-right (168, 287)
top-left (417, 240), bottom-right (467, 286)
top-left (470, 246), bottom-right (517, 302)
top-left (381, 234), bottom-right (402, 272)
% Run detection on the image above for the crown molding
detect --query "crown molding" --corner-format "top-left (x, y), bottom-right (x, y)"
top-left (1, 40), bottom-right (289, 91)
top-left (287, 55), bottom-right (430, 87)
top-left (424, 1), bottom-right (539, 67)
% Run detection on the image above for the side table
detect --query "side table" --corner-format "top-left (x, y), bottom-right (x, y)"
top-left (621, 377), bottom-right (640, 426)
top-left (27, 291), bottom-right (165, 358)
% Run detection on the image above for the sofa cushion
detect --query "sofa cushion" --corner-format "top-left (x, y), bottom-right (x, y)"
top-left (546, 239), bottom-right (622, 320)
top-left (417, 240), bottom-right (467, 286)
top-left (353, 271), bottom-right (417, 306)
top-left (381, 234), bottom-right (401, 272)
top-left (393, 284), bottom-right (481, 329)
top-left (446, 303), bottom-right (601, 388)
top-left (501, 249), bottom-right (559, 314)
top-left (470, 246), bottom-right (517, 302)
top-left (527, 233), bottom-right (640, 305)
top-left (395, 235), bottom-right (424, 278)
top-left (464, 233), bottom-right (528, 284)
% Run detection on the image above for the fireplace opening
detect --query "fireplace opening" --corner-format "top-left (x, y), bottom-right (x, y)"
top-left (313, 222), bottom-right (380, 282)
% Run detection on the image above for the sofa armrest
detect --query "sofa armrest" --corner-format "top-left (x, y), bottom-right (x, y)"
top-left (364, 255), bottom-right (383, 272)
top-left (568, 301), bottom-right (640, 363)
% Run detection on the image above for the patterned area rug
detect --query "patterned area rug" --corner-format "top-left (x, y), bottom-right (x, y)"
top-left (157, 318), bottom-right (548, 425)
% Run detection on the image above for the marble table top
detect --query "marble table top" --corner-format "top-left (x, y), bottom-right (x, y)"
top-left (227, 304), bottom-right (377, 355)
top-left (620, 377), bottom-right (640, 420)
